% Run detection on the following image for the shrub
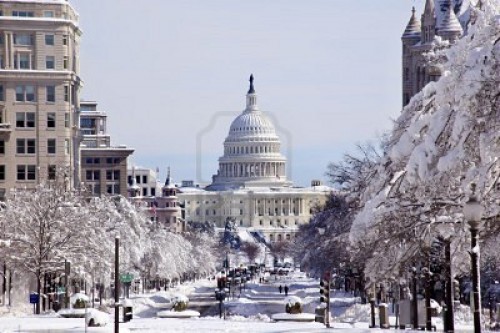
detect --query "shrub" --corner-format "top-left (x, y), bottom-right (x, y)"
top-left (285, 302), bottom-right (302, 314)
top-left (173, 300), bottom-right (188, 312)
top-left (74, 298), bottom-right (86, 309)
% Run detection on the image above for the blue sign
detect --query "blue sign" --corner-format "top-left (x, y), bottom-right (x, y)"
top-left (29, 293), bottom-right (39, 304)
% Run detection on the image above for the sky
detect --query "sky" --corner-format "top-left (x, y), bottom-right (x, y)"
top-left (70, 0), bottom-right (427, 187)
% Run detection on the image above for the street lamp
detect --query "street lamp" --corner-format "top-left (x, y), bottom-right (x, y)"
top-left (410, 266), bottom-right (419, 330)
top-left (463, 184), bottom-right (484, 333)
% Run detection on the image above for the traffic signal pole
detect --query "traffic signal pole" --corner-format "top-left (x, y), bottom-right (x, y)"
top-left (326, 280), bottom-right (331, 328)
top-left (319, 272), bottom-right (331, 328)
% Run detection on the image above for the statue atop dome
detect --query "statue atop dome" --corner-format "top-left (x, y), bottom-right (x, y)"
top-left (248, 74), bottom-right (255, 94)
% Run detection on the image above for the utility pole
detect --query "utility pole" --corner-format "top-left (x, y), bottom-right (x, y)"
top-left (115, 236), bottom-right (120, 333)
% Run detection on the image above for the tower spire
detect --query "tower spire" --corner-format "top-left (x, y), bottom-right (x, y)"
top-left (402, 6), bottom-right (421, 38)
top-left (424, 0), bottom-right (435, 14)
top-left (438, 0), bottom-right (463, 40)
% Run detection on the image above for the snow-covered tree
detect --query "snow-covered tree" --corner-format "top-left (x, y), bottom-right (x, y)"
top-left (0, 183), bottom-right (91, 313)
top-left (349, 0), bottom-right (500, 283)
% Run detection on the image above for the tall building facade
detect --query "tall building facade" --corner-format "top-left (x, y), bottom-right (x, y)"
top-left (79, 101), bottom-right (133, 197)
top-left (0, 0), bottom-right (82, 198)
top-left (402, 0), bottom-right (472, 106)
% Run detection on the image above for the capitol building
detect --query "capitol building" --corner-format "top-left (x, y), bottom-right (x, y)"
top-left (129, 76), bottom-right (332, 242)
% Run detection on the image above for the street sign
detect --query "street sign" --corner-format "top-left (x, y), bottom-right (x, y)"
top-left (120, 273), bottom-right (134, 283)
top-left (29, 293), bottom-right (39, 304)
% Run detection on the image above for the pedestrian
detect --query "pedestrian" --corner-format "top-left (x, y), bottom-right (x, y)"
top-left (284, 285), bottom-right (289, 296)
top-left (279, 285), bottom-right (282, 294)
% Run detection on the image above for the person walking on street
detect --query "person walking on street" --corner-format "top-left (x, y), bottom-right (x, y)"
top-left (279, 285), bottom-right (283, 294)
top-left (284, 285), bottom-right (289, 296)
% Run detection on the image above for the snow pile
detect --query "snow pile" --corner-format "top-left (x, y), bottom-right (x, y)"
top-left (85, 308), bottom-right (109, 327)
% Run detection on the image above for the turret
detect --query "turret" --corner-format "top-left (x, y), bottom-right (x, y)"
top-left (402, 7), bottom-right (421, 107)
top-left (402, 7), bottom-right (421, 41)
top-left (438, 0), bottom-right (463, 42)
top-left (162, 167), bottom-right (176, 197)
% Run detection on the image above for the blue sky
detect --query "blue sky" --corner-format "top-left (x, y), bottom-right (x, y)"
top-left (72, 0), bottom-right (425, 186)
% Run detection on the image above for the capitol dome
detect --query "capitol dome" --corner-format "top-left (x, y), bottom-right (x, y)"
top-left (227, 111), bottom-right (278, 141)
top-left (208, 75), bottom-right (292, 191)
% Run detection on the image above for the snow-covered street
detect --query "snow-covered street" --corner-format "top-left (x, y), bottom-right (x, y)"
top-left (0, 272), bottom-right (479, 332)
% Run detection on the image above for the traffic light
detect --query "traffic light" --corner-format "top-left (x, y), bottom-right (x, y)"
top-left (320, 279), bottom-right (330, 303)
top-left (453, 279), bottom-right (460, 300)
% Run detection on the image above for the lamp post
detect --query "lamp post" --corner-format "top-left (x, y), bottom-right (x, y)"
top-left (114, 236), bottom-right (120, 333)
top-left (411, 266), bottom-right (419, 330)
top-left (443, 239), bottom-right (455, 333)
top-left (422, 267), bottom-right (432, 331)
top-left (463, 185), bottom-right (484, 333)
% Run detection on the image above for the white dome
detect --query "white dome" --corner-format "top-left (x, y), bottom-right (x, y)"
top-left (208, 76), bottom-right (292, 190)
top-left (227, 110), bottom-right (278, 141)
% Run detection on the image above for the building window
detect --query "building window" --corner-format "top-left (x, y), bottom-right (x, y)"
top-left (65, 113), bottom-right (70, 128)
top-left (43, 11), bottom-right (54, 18)
top-left (15, 54), bottom-right (30, 69)
top-left (46, 86), bottom-right (56, 102)
top-left (106, 170), bottom-right (120, 180)
top-left (151, 188), bottom-right (156, 196)
top-left (45, 34), bottom-right (54, 45)
top-left (93, 184), bottom-right (100, 195)
top-left (46, 56), bottom-right (55, 70)
top-left (107, 184), bottom-right (120, 194)
top-left (64, 85), bottom-right (69, 102)
top-left (48, 165), bottom-right (56, 180)
top-left (0, 165), bottom-right (4, 180)
top-left (47, 139), bottom-right (56, 154)
top-left (12, 11), bottom-right (34, 17)
top-left (64, 139), bottom-right (70, 155)
top-left (47, 113), bottom-right (56, 128)
top-left (63, 56), bottom-right (68, 70)
top-left (13, 33), bottom-right (33, 45)
top-left (86, 170), bottom-right (100, 181)
top-left (142, 175), bottom-right (148, 184)
top-left (142, 188), bottom-right (147, 196)
top-left (0, 140), bottom-right (4, 154)
top-left (16, 138), bottom-right (36, 154)
top-left (0, 85), bottom-right (3, 101)
top-left (17, 165), bottom-right (36, 180)
top-left (16, 85), bottom-right (36, 102)
top-left (62, 35), bottom-right (68, 46)
top-left (16, 112), bottom-right (35, 128)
